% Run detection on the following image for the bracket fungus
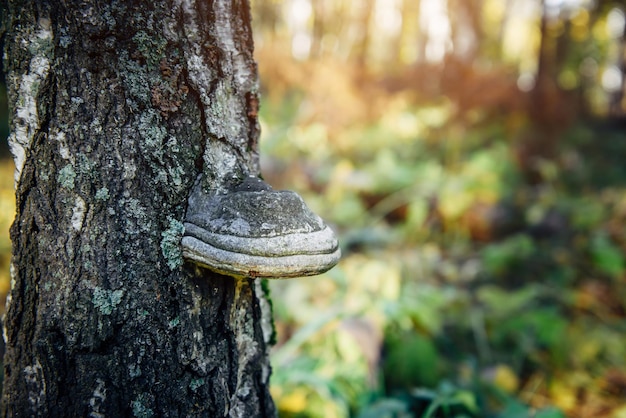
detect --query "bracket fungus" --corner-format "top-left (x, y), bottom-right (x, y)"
top-left (182, 175), bottom-right (341, 279)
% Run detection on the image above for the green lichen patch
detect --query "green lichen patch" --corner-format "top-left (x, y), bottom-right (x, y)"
top-left (92, 287), bottom-right (124, 315)
top-left (133, 30), bottom-right (167, 70)
top-left (129, 363), bottom-right (142, 379)
top-left (123, 198), bottom-right (151, 234)
top-left (119, 52), bottom-right (151, 108)
top-left (168, 317), bottom-right (180, 328)
top-left (167, 164), bottom-right (185, 193)
top-left (26, 24), bottom-right (54, 58)
top-left (131, 395), bottom-right (154, 418)
top-left (189, 378), bottom-right (205, 392)
top-left (161, 217), bottom-right (184, 270)
top-left (95, 187), bottom-right (110, 201)
top-left (139, 110), bottom-right (166, 145)
top-left (58, 164), bottom-right (76, 190)
top-left (76, 153), bottom-right (97, 178)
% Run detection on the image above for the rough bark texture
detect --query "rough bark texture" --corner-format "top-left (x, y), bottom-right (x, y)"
top-left (1, 0), bottom-right (276, 416)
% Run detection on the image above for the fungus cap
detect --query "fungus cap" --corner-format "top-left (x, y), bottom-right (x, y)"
top-left (182, 176), bottom-right (341, 278)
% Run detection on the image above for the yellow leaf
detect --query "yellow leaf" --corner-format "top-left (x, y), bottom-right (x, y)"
top-left (276, 388), bottom-right (309, 414)
top-left (493, 364), bottom-right (520, 394)
top-left (550, 381), bottom-right (577, 411)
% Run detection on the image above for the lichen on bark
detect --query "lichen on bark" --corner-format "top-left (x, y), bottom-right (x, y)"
top-left (1, 0), bottom-right (276, 416)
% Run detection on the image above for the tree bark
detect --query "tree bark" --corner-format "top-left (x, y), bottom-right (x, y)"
top-left (1, 0), bottom-right (276, 416)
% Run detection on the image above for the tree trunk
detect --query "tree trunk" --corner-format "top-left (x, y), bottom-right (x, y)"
top-left (1, 0), bottom-right (276, 416)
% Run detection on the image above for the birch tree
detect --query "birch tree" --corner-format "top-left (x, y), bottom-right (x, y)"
top-left (1, 1), bottom-right (277, 416)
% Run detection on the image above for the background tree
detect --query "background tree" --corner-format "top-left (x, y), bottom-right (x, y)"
top-left (1, 0), bottom-right (276, 416)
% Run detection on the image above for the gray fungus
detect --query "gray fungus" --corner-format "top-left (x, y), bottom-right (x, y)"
top-left (182, 175), bottom-right (341, 278)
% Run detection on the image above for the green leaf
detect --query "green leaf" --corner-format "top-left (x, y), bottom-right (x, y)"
top-left (535, 406), bottom-right (566, 418)
top-left (481, 234), bottom-right (535, 275)
top-left (357, 398), bottom-right (412, 418)
top-left (498, 399), bottom-right (530, 418)
top-left (590, 234), bottom-right (625, 278)
top-left (383, 332), bottom-right (441, 389)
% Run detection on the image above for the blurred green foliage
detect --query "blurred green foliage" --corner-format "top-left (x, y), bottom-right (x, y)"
top-left (261, 88), bottom-right (626, 416)
top-left (251, 1), bottom-right (626, 416)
